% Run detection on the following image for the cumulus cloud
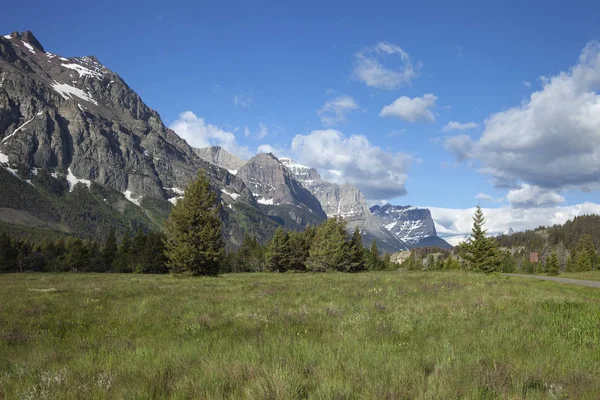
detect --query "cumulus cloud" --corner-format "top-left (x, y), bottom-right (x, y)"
top-left (506, 185), bottom-right (565, 208)
top-left (257, 144), bottom-right (280, 155)
top-left (446, 41), bottom-right (600, 197)
top-left (429, 202), bottom-right (600, 244)
top-left (291, 129), bottom-right (413, 199)
top-left (443, 121), bottom-right (479, 131)
top-left (169, 111), bottom-right (251, 159)
top-left (443, 135), bottom-right (472, 161)
top-left (318, 95), bottom-right (360, 126)
top-left (353, 42), bottom-right (419, 90)
top-left (379, 94), bottom-right (437, 122)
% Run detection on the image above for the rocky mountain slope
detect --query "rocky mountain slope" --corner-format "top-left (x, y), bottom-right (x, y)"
top-left (370, 204), bottom-right (452, 249)
top-left (236, 153), bottom-right (327, 229)
top-left (279, 158), bottom-right (408, 252)
top-left (0, 31), bottom-right (280, 245)
top-left (194, 146), bottom-right (245, 174)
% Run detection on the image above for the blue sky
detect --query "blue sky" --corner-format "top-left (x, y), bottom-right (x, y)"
top-left (4, 0), bottom-right (600, 214)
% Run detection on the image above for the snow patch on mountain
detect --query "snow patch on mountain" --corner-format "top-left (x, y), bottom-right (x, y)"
top-left (123, 190), bottom-right (142, 206)
top-left (66, 168), bottom-right (92, 192)
top-left (221, 189), bottom-right (240, 200)
top-left (51, 82), bottom-right (98, 105)
top-left (61, 62), bottom-right (103, 79)
top-left (22, 41), bottom-right (36, 54)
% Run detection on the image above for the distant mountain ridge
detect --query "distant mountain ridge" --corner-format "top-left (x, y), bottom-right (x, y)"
top-left (370, 204), bottom-right (452, 249)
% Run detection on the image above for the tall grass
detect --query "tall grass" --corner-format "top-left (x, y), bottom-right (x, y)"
top-left (1, 271), bottom-right (599, 398)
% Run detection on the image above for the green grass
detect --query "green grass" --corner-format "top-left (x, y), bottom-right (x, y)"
top-left (1, 272), bottom-right (600, 399)
top-left (559, 270), bottom-right (600, 281)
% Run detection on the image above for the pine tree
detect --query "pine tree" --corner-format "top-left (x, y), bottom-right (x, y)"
top-left (286, 230), bottom-right (311, 272)
top-left (365, 240), bottom-right (384, 271)
top-left (131, 230), bottom-right (148, 273)
top-left (266, 227), bottom-right (289, 272)
top-left (113, 230), bottom-right (132, 272)
top-left (566, 251), bottom-right (577, 272)
top-left (164, 170), bottom-right (225, 276)
top-left (0, 233), bottom-right (18, 273)
top-left (458, 206), bottom-right (502, 273)
top-left (142, 232), bottom-right (168, 274)
top-left (546, 250), bottom-right (560, 276)
top-left (348, 226), bottom-right (365, 272)
top-left (575, 234), bottom-right (598, 271)
top-left (102, 228), bottom-right (118, 271)
top-left (306, 218), bottom-right (349, 272)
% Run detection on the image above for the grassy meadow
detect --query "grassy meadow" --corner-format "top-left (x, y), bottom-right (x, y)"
top-left (1, 271), bottom-right (600, 399)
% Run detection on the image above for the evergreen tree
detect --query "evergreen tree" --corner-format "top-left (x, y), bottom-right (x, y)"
top-left (131, 230), bottom-right (148, 273)
top-left (348, 226), bottom-right (365, 272)
top-left (285, 230), bottom-right (311, 272)
top-left (500, 251), bottom-right (516, 273)
top-left (0, 233), bottom-right (18, 273)
top-left (365, 240), bottom-right (384, 271)
top-left (64, 239), bottom-right (89, 272)
top-left (266, 227), bottom-right (289, 272)
top-left (546, 250), bottom-right (560, 276)
top-left (142, 232), bottom-right (168, 274)
top-left (458, 206), bottom-right (502, 273)
top-left (566, 251), bottom-right (577, 272)
top-left (575, 234), bottom-right (598, 271)
top-left (164, 170), bottom-right (225, 276)
top-left (306, 218), bottom-right (349, 272)
top-left (113, 230), bottom-right (132, 272)
top-left (102, 228), bottom-right (118, 271)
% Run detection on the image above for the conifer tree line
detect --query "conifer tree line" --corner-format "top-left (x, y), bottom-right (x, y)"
top-left (0, 229), bottom-right (167, 274)
top-left (400, 206), bottom-right (600, 275)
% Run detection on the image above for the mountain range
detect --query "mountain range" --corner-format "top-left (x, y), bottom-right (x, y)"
top-left (0, 31), bottom-right (450, 251)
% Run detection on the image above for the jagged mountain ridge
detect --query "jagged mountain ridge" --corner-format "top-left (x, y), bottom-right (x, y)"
top-left (370, 204), bottom-right (452, 249)
top-left (0, 31), bottom-right (283, 245)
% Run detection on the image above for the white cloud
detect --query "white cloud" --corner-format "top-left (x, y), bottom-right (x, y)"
top-left (522, 80), bottom-right (531, 87)
top-left (380, 94), bottom-right (437, 122)
top-left (475, 193), bottom-right (503, 203)
top-left (257, 144), bottom-right (279, 155)
top-left (443, 134), bottom-right (472, 161)
top-left (506, 185), bottom-right (565, 208)
top-left (169, 111), bottom-right (251, 159)
top-left (233, 94), bottom-right (253, 108)
top-left (291, 129), bottom-right (414, 199)
top-left (443, 121), bottom-right (479, 131)
top-left (353, 42), bottom-right (419, 90)
top-left (244, 126), bottom-right (250, 138)
top-left (447, 41), bottom-right (600, 196)
top-left (429, 202), bottom-right (600, 243)
top-left (258, 123), bottom-right (268, 139)
top-left (318, 95), bottom-right (360, 126)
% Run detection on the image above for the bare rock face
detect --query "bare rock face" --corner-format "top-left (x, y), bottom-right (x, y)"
top-left (0, 31), bottom-right (278, 246)
top-left (371, 204), bottom-right (451, 249)
top-left (237, 153), bottom-right (326, 228)
top-left (279, 158), bottom-right (408, 252)
top-left (194, 146), bottom-right (245, 174)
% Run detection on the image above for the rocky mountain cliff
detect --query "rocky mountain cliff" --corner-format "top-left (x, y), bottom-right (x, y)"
top-left (370, 204), bottom-right (452, 249)
top-left (279, 158), bottom-right (408, 252)
top-left (194, 146), bottom-right (245, 174)
top-left (0, 31), bottom-right (280, 245)
top-left (237, 153), bottom-right (327, 230)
